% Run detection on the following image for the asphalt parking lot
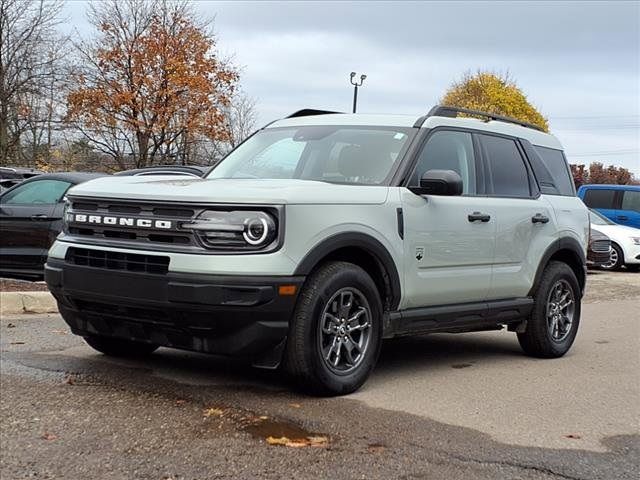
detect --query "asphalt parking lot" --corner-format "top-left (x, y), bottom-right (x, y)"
top-left (1, 271), bottom-right (638, 479)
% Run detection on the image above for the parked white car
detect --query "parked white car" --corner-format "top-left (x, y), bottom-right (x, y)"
top-left (589, 209), bottom-right (640, 271)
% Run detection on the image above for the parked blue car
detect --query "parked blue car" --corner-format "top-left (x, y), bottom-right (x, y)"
top-left (577, 184), bottom-right (640, 229)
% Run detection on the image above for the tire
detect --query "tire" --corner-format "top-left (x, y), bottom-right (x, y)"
top-left (84, 335), bottom-right (158, 357)
top-left (517, 261), bottom-right (581, 358)
top-left (285, 261), bottom-right (383, 396)
top-left (601, 243), bottom-right (624, 271)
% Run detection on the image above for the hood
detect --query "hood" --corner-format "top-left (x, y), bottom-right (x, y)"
top-left (591, 223), bottom-right (640, 238)
top-left (67, 176), bottom-right (389, 205)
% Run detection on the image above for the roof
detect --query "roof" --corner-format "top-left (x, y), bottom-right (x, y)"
top-left (267, 110), bottom-right (563, 150)
top-left (578, 184), bottom-right (640, 191)
top-left (18, 171), bottom-right (106, 185)
top-left (114, 165), bottom-right (209, 177)
top-left (268, 113), bottom-right (419, 129)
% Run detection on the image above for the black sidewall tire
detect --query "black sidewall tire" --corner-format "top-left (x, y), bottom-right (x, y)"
top-left (285, 261), bottom-right (383, 396)
top-left (518, 261), bottom-right (581, 358)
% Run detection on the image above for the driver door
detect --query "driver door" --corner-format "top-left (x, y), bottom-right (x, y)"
top-left (400, 129), bottom-right (495, 309)
top-left (0, 179), bottom-right (71, 273)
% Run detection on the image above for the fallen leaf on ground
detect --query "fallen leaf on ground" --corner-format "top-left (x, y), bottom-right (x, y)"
top-left (266, 435), bottom-right (328, 448)
top-left (175, 399), bottom-right (186, 406)
top-left (10, 341), bottom-right (25, 345)
top-left (41, 432), bottom-right (57, 441)
top-left (6, 323), bottom-right (15, 328)
top-left (52, 329), bottom-right (67, 335)
top-left (63, 375), bottom-right (75, 385)
top-left (367, 443), bottom-right (386, 453)
top-left (259, 415), bottom-right (268, 420)
top-left (289, 403), bottom-right (302, 408)
top-left (564, 434), bottom-right (582, 439)
top-left (203, 407), bottom-right (224, 418)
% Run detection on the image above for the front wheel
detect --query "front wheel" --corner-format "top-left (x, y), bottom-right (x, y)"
top-left (601, 243), bottom-right (624, 270)
top-left (518, 261), bottom-right (581, 358)
top-left (285, 261), bottom-right (382, 396)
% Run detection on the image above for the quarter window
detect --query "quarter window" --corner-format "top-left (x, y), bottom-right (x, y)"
top-left (1, 180), bottom-right (70, 205)
top-left (621, 190), bottom-right (640, 213)
top-left (481, 135), bottom-right (531, 197)
top-left (583, 189), bottom-right (616, 209)
top-left (533, 146), bottom-right (574, 196)
top-left (410, 130), bottom-right (476, 194)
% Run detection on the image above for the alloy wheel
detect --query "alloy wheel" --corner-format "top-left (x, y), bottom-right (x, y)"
top-left (318, 288), bottom-right (372, 374)
top-left (546, 279), bottom-right (575, 342)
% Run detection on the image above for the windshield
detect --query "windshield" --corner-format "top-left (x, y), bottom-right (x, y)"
top-left (589, 209), bottom-right (615, 225)
top-left (208, 126), bottom-right (414, 185)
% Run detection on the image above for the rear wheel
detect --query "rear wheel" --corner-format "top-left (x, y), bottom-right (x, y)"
top-left (518, 261), bottom-right (581, 358)
top-left (285, 261), bottom-right (382, 396)
top-left (84, 335), bottom-right (158, 357)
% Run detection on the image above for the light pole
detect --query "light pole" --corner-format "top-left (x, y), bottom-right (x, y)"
top-left (349, 72), bottom-right (367, 113)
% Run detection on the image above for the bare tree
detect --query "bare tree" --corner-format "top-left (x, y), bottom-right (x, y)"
top-left (0, 0), bottom-right (67, 166)
top-left (201, 90), bottom-right (257, 164)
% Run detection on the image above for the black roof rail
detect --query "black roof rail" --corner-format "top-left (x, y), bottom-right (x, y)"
top-left (414, 104), bottom-right (545, 132)
top-left (286, 109), bottom-right (343, 118)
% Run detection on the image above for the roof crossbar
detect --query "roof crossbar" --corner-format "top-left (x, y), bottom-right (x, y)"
top-left (414, 104), bottom-right (545, 132)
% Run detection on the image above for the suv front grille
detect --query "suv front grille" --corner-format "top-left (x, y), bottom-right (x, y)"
top-left (66, 247), bottom-right (169, 274)
top-left (65, 198), bottom-right (199, 251)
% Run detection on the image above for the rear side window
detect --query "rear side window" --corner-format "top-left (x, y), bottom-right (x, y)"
top-left (583, 188), bottom-right (616, 209)
top-left (621, 190), bottom-right (640, 212)
top-left (480, 134), bottom-right (531, 197)
top-left (533, 146), bottom-right (574, 196)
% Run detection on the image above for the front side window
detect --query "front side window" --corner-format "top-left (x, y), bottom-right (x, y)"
top-left (481, 134), bottom-right (531, 197)
top-left (409, 130), bottom-right (476, 194)
top-left (621, 190), bottom-right (640, 213)
top-left (0, 179), bottom-right (70, 205)
top-left (208, 126), bottom-right (414, 185)
top-left (583, 189), bottom-right (616, 209)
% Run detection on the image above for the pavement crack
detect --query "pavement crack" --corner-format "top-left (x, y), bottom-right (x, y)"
top-left (441, 451), bottom-right (585, 480)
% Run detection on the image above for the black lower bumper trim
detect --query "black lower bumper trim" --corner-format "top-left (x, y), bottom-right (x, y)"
top-left (45, 259), bottom-right (304, 358)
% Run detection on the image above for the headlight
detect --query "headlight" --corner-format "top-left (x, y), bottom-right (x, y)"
top-left (182, 210), bottom-right (278, 251)
top-left (631, 237), bottom-right (640, 246)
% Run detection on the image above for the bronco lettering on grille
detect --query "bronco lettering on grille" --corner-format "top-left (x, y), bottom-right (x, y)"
top-left (70, 214), bottom-right (172, 229)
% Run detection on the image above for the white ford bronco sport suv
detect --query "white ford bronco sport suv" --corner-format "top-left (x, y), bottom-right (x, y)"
top-left (45, 106), bottom-right (589, 395)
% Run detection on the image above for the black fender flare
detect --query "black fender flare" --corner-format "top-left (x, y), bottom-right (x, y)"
top-left (529, 237), bottom-right (587, 297)
top-left (294, 232), bottom-right (402, 310)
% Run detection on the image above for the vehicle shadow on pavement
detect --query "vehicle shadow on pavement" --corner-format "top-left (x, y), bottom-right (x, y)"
top-left (376, 331), bottom-right (522, 373)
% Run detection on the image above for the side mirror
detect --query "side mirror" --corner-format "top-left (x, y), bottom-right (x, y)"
top-left (408, 169), bottom-right (463, 196)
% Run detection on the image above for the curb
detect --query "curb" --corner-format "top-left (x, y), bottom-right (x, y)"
top-left (0, 291), bottom-right (58, 315)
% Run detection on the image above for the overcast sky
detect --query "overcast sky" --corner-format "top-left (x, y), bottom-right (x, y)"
top-left (62, 1), bottom-right (639, 174)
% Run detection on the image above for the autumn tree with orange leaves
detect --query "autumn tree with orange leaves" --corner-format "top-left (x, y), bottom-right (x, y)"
top-left (67, 0), bottom-right (238, 169)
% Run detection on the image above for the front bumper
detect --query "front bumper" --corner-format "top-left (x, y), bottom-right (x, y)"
top-left (45, 258), bottom-right (304, 361)
top-left (587, 248), bottom-right (611, 267)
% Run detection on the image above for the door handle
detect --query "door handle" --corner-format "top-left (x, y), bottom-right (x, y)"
top-left (531, 213), bottom-right (549, 224)
top-left (468, 212), bottom-right (491, 223)
top-left (30, 214), bottom-right (49, 221)
top-left (617, 215), bottom-right (628, 221)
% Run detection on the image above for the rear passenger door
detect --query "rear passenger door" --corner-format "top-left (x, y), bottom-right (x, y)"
top-left (619, 190), bottom-right (640, 229)
top-left (477, 134), bottom-right (558, 301)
